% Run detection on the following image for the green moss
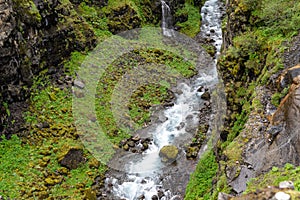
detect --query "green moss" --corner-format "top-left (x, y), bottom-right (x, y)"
top-left (12, 0), bottom-right (42, 23)
top-left (129, 84), bottom-right (171, 126)
top-left (185, 150), bottom-right (218, 200)
top-left (175, 3), bottom-right (201, 38)
top-left (25, 84), bottom-right (73, 125)
top-left (64, 51), bottom-right (87, 77)
top-left (271, 87), bottom-right (289, 107)
top-left (77, 2), bottom-right (112, 41)
top-left (95, 49), bottom-right (196, 143)
top-left (245, 164), bottom-right (300, 193)
top-left (0, 135), bottom-right (41, 198)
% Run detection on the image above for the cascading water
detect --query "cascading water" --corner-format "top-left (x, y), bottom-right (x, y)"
top-left (200, 0), bottom-right (225, 59)
top-left (161, 0), bottom-right (174, 37)
top-left (103, 1), bottom-right (225, 199)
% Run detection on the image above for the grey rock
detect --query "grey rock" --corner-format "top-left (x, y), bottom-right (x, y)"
top-left (279, 181), bottom-right (294, 189)
top-left (74, 79), bottom-right (85, 89)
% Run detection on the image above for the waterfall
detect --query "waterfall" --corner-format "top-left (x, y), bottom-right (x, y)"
top-left (102, 1), bottom-right (225, 199)
top-left (161, 0), bottom-right (174, 37)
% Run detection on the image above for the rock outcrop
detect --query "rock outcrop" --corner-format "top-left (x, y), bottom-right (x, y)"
top-left (224, 60), bottom-right (300, 194)
top-left (0, 0), bottom-right (96, 136)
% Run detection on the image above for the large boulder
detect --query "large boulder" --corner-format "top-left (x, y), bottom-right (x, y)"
top-left (159, 145), bottom-right (179, 162)
top-left (59, 148), bottom-right (86, 169)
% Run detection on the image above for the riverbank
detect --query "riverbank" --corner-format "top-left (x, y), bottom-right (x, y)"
top-left (1, 0), bottom-right (300, 199)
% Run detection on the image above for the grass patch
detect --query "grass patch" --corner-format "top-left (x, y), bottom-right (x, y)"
top-left (77, 2), bottom-right (112, 41)
top-left (185, 150), bottom-right (218, 200)
top-left (175, 2), bottom-right (201, 38)
top-left (271, 86), bottom-right (290, 107)
top-left (245, 163), bottom-right (300, 193)
top-left (0, 135), bottom-right (41, 199)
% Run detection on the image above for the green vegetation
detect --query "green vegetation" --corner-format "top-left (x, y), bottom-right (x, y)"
top-left (185, 150), bottom-right (218, 200)
top-left (0, 0), bottom-right (206, 199)
top-left (246, 163), bottom-right (300, 193)
top-left (95, 49), bottom-right (196, 143)
top-left (64, 51), bottom-right (88, 77)
top-left (77, 2), bottom-right (113, 41)
top-left (12, 0), bottom-right (42, 23)
top-left (218, 0), bottom-right (300, 142)
top-left (175, 2), bottom-right (201, 38)
top-left (0, 135), bottom-right (40, 199)
top-left (210, 0), bottom-right (300, 199)
top-left (0, 134), bottom-right (106, 199)
top-left (271, 87), bottom-right (290, 107)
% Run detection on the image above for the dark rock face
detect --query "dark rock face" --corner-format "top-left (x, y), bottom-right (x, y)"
top-left (227, 65), bottom-right (300, 194)
top-left (59, 148), bottom-right (85, 169)
top-left (0, 0), bottom-right (96, 136)
top-left (222, 0), bottom-right (253, 48)
top-left (107, 4), bottom-right (142, 34)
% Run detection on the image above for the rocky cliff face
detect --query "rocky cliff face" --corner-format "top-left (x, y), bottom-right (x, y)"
top-left (0, 0), bottom-right (96, 136)
top-left (216, 0), bottom-right (300, 197)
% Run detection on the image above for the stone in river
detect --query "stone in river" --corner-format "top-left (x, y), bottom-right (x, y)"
top-left (159, 145), bottom-right (179, 162)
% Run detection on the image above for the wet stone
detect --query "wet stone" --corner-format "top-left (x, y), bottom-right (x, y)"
top-left (159, 145), bottom-right (179, 162)
top-left (201, 91), bottom-right (211, 100)
top-left (122, 144), bottom-right (129, 151)
top-left (157, 190), bottom-right (164, 198)
top-left (137, 194), bottom-right (145, 199)
top-left (142, 142), bottom-right (148, 150)
top-left (151, 195), bottom-right (158, 200)
top-left (127, 140), bottom-right (135, 147)
top-left (131, 135), bottom-right (140, 142)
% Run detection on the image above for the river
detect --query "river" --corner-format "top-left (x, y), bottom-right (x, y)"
top-left (102, 0), bottom-right (225, 199)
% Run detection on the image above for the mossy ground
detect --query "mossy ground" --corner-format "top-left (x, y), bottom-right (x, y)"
top-left (0, 0), bottom-right (203, 198)
top-left (0, 76), bottom-right (107, 198)
top-left (95, 49), bottom-right (196, 143)
top-left (246, 164), bottom-right (300, 193)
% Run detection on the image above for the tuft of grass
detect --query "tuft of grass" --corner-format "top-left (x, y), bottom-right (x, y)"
top-left (185, 150), bottom-right (218, 200)
top-left (271, 87), bottom-right (290, 107)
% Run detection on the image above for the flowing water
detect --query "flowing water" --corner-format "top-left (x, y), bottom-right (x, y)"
top-left (161, 0), bottom-right (174, 37)
top-left (103, 0), bottom-right (225, 199)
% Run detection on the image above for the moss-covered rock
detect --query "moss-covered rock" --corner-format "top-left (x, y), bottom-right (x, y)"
top-left (159, 145), bottom-right (179, 162)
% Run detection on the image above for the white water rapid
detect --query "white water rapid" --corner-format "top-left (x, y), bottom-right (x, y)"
top-left (200, 0), bottom-right (224, 58)
top-left (104, 0), bottom-right (224, 199)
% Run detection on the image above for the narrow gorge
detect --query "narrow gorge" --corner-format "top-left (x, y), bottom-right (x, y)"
top-left (0, 0), bottom-right (300, 200)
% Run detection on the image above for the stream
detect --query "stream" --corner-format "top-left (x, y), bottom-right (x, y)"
top-left (102, 0), bottom-right (225, 199)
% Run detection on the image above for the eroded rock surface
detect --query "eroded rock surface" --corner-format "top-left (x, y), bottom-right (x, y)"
top-left (0, 0), bottom-right (96, 136)
top-left (226, 63), bottom-right (300, 194)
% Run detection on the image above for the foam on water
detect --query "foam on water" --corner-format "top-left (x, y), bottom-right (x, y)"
top-left (106, 0), bottom-right (224, 199)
